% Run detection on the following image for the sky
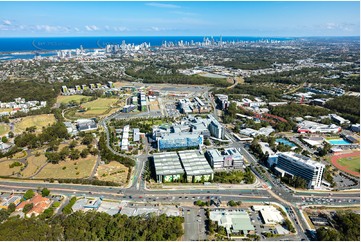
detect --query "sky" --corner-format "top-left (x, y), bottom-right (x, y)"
top-left (0, 1), bottom-right (359, 37)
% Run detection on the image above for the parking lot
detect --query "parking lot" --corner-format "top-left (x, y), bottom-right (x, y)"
top-left (165, 103), bottom-right (180, 117)
top-left (183, 207), bottom-right (207, 241)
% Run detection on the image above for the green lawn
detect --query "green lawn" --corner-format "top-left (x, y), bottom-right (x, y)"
top-left (56, 95), bottom-right (91, 104)
top-left (337, 156), bottom-right (360, 173)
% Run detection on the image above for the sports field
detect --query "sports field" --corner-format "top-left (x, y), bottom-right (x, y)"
top-left (0, 123), bottom-right (9, 136)
top-left (56, 95), bottom-right (91, 104)
top-left (14, 114), bottom-right (56, 134)
top-left (331, 151), bottom-right (360, 177)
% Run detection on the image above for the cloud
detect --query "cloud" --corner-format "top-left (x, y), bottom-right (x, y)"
top-left (3, 20), bottom-right (11, 25)
top-left (171, 11), bottom-right (197, 16)
top-left (35, 25), bottom-right (71, 32)
top-left (146, 2), bottom-right (181, 9)
top-left (85, 25), bottom-right (99, 31)
top-left (323, 22), bottom-right (356, 32)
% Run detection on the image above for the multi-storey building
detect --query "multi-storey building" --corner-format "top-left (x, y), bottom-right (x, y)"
top-left (272, 152), bottom-right (325, 189)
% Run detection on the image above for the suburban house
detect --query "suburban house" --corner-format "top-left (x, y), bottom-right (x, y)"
top-left (16, 194), bottom-right (51, 217)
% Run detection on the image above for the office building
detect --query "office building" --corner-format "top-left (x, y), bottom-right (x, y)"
top-left (108, 81), bottom-right (115, 88)
top-left (272, 152), bottom-right (325, 189)
top-left (224, 148), bottom-right (244, 168)
top-left (208, 114), bottom-right (225, 139)
top-left (329, 114), bottom-right (350, 125)
top-left (76, 119), bottom-right (97, 132)
top-left (153, 152), bottom-right (184, 183)
top-left (157, 133), bottom-right (203, 151)
top-left (205, 149), bottom-right (224, 169)
top-left (121, 125), bottom-right (130, 151)
top-left (123, 105), bottom-right (136, 113)
top-left (351, 124), bottom-right (360, 133)
top-left (61, 86), bottom-right (68, 93)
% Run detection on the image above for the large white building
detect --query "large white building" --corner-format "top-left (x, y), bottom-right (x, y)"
top-left (297, 120), bottom-right (341, 134)
top-left (271, 152), bottom-right (325, 189)
top-left (208, 114), bottom-right (225, 139)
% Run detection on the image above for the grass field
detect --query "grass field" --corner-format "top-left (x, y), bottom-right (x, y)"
top-left (0, 123), bottom-right (9, 136)
top-left (56, 95), bottom-right (91, 104)
top-left (22, 153), bottom-right (48, 178)
top-left (96, 161), bottom-right (129, 184)
top-left (15, 114), bottom-right (56, 134)
top-left (81, 98), bottom-right (119, 115)
top-left (0, 160), bottom-right (23, 176)
top-left (0, 108), bottom-right (13, 113)
top-left (65, 98), bottom-right (119, 119)
top-left (34, 155), bottom-right (97, 179)
top-left (12, 150), bottom-right (27, 159)
top-left (336, 156), bottom-right (360, 173)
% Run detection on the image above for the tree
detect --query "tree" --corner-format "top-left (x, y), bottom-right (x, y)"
top-left (45, 152), bottom-right (61, 164)
top-left (59, 146), bottom-right (70, 160)
top-left (80, 148), bottom-right (89, 158)
top-left (7, 203), bottom-right (16, 213)
top-left (69, 149), bottom-right (80, 160)
top-left (204, 139), bottom-right (211, 146)
top-left (69, 140), bottom-right (78, 149)
top-left (1, 136), bottom-right (8, 143)
top-left (81, 134), bottom-right (93, 145)
top-left (0, 210), bottom-right (10, 223)
top-left (26, 126), bottom-right (37, 133)
top-left (23, 189), bottom-right (35, 200)
top-left (23, 203), bottom-right (34, 214)
top-left (41, 188), bottom-right (50, 197)
top-left (283, 219), bottom-right (295, 233)
top-left (8, 131), bottom-right (14, 138)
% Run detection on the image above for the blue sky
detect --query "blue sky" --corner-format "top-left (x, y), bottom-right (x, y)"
top-left (0, 1), bottom-right (359, 37)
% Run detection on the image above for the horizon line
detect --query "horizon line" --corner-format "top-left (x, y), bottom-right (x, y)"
top-left (0, 35), bottom-right (360, 38)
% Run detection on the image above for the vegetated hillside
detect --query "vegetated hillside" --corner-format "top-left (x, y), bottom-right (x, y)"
top-left (270, 103), bottom-right (331, 119)
top-left (325, 96), bottom-right (360, 123)
top-left (0, 211), bottom-right (184, 241)
top-left (0, 81), bottom-right (57, 104)
top-left (125, 66), bottom-right (230, 87)
top-left (316, 211), bottom-right (360, 241)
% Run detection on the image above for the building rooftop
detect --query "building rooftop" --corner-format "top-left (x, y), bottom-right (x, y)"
top-left (178, 150), bottom-right (213, 176)
top-left (153, 152), bottom-right (184, 176)
top-left (279, 152), bottom-right (325, 169)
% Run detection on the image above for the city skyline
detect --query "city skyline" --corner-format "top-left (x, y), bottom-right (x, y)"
top-left (0, 1), bottom-right (359, 37)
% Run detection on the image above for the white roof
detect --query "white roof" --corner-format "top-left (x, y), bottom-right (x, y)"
top-left (153, 152), bottom-right (184, 176)
top-left (178, 150), bottom-right (213, 176)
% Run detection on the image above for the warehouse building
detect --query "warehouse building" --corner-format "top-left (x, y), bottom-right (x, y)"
top-left (178, 150), bottom-right (213, 182)
top-left (153, 152), bottom-right (184, 183)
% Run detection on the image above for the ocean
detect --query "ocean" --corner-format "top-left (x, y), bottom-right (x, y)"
top-left (0, 36), bottom-right (293, 60)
